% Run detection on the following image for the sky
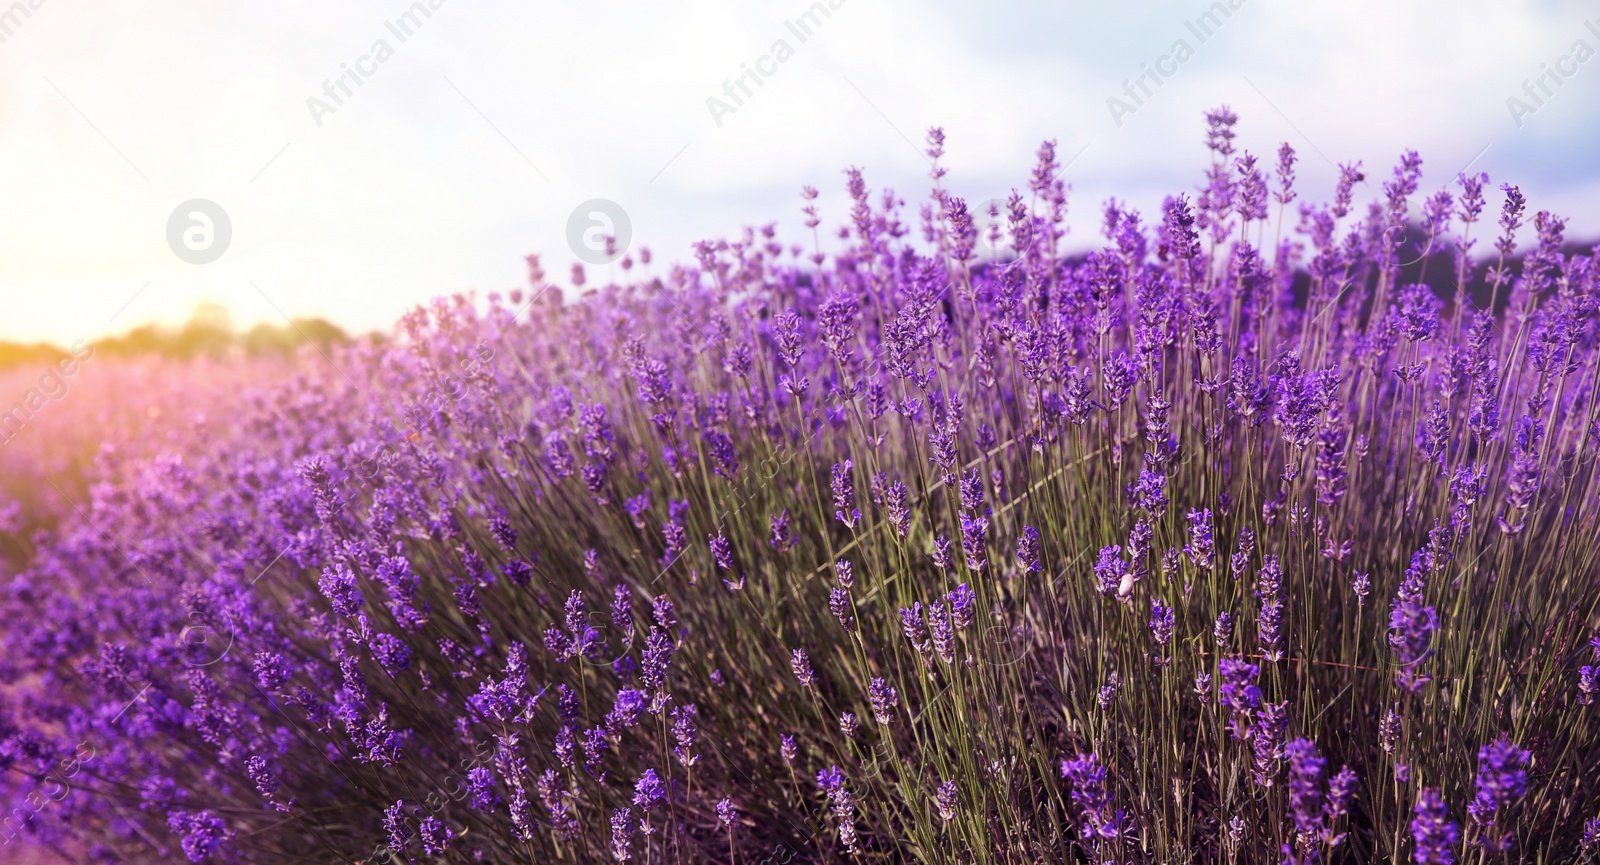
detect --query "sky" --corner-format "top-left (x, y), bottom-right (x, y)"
top-left (0, 0), bottom-right (1597, 344)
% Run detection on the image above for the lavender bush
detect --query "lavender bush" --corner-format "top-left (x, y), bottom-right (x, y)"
top-left (2, 107), bottom-right (1598, 863)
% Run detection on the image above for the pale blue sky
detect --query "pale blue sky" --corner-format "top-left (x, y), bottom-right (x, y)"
top-left (0, 0), bottom-right (1596, 343)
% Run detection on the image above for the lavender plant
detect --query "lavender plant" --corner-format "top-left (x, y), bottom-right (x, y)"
top-left (1, 107), bottom-right (1598, 863)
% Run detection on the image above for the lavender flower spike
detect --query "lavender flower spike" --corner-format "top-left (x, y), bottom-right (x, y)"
top-left (832, 460), bottom-right (860, 528)
top-left (1059, 752), bottom-right (1125, 840)
top-left (1411, 789), bottom-right (1460, 864)
top-left (791, 649), bottom-right (816, 688)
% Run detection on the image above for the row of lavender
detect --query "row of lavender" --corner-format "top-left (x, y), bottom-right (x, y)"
top-left (1, 108), bottom-right (1598, 862)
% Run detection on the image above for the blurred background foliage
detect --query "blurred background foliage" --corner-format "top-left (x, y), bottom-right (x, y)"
top-left (0, 303), bottom-right (355, 369)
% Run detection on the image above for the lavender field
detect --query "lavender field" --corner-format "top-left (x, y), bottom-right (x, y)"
top-left (1, 108), bottom-right (1598, 864)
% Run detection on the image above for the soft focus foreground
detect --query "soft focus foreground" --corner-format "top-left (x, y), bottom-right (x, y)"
top-left (2, 109), bottom-right (1599, 864)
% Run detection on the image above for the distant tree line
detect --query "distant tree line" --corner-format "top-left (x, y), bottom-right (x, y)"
top-left (0, 304), bottom-right (355, 370)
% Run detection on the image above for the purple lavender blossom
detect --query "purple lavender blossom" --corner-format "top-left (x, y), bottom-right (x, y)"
top-left (1256, 554), bottom-right (1285, 662)
top-left (816, 766), bottom-right (859, 853)
top-left (1389, 582), bottom-right (1438, 693)
top-left (869, 677), bottom-right (898, 724)
top-left (382, 800), bottom-right (411, 856)
top-left (624, 491), bottom-right (651, 527)
top-left (555, 726), bottom-right (577, 768)
top-left (830, 586), bottom-right (855, 632)
top-left (641, 627), bottom-right (673, 707)
top-left (652, 594), bottom-right (675, 629)
top-left (607, 689), bottom-right (646, 732)
top-left (610, 807), bottom-right (636, 861)
top-left (671, 704), bottom-right (700, 767)
top-left (245, 755), bottom-right (279, 803)
top-left (1411, 789), bottom-right (1460, 864)
top-left (1149, 599), bottom-right (1174, 667)
top-left (1016, 525), bottom-right (1041, 574)
top-left (1252, 701), bottom-right (1289, 786)
top-left (948, 584), bottom-right (975, 629)
top-left (834, 559), bottom-right (854, 589)
top-left (254, 651), bottom-right (291, 691)
top-left (1380, 708), bottom-right (1402, 754)
top-left (885, 480), bottom-right (911, 536)
top-left (1060, 752), bottom-right (1125, 839)
top-left (935, 781), bottom-right (958, 822)
top-left (419, 816), bottom-right (454, 855)
top-left (832, 461), bottom-right (860, 528)
top-left (660, 504), bottom-right (688, 567)
top-left (488, 511), bottom-right (517, 551)
top-left (1185, 508), bottom-right (1216, 570)
top-left (958, 468), bottom-right (984, 512)
top-left (928, 602), bottom-right (957, 664)
top-left (1229, 526), bottom-right (1254, 579)
top-left (791, 649), bottom-right (815, 688)
top-left (612, 584), bottom-right (635, 639)
top-left (1093, 545), bottom-right (1126, 598)
top-left (633, 769), bottom-right (666, 814)
top-left (1284, 738), bottom-right (1326, 836)
top-left (1328, 766), bottom-right (1359, 821)
top-left (1130, 469), bottom-right (1167, 513)
top-left (317, 564), bottom-right (363, 618)
top-left (932, 535), bottom-right (954, 573)
top-left (167, 810), bottom-right (232, 863)
top-left (369, 631), bottom-right (412, 673)
top-left (1149, 598), bottom-right (1174, 646)
top-left (1214, 612), bottom-right (1234, 645)
top-left (900, 603), bottom-right (931, 657)
top-left (709, 532), bottom-right (734, 571)
top-left (769, 509), bottom-right (794, 552)
top-left (1227, 816), bottom-right (1247, 852)
top-left (1468, 737), bottom-right (1529, 844)
top-left (1127, 519), bottom-right (1154, 565)
top-left (467, 767), bottom-right (499, 812)
top-left (1097, 671), bottom-right (1122, 709)
top-left (1218, 658), bottom-right (1261, 740)
top-left (960, 511), bottom-right (989, 572)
